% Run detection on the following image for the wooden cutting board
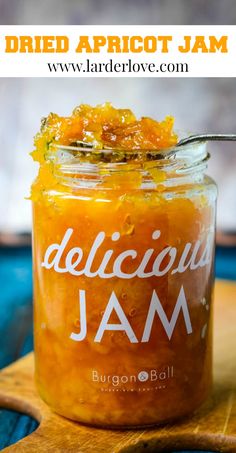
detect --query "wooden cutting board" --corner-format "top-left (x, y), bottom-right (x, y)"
top-left (0, 280), bottom-right (236, 453)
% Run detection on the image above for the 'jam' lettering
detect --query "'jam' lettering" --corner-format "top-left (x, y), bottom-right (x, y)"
top-left (70, 285), bottom-right (192, 343)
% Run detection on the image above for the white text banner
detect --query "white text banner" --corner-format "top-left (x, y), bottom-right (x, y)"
top-left (0, 25), bottom-right (235, 77)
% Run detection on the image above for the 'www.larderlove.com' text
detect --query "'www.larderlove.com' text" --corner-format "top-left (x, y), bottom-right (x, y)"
top-left (47, 59), bottom-right (189, 74)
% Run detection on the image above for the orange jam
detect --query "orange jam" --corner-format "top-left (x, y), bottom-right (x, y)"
top-left (31, 103), bottom-right (217, 427)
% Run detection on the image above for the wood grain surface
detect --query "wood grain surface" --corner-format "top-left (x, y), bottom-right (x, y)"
top-left (0, 279), bottom-right (236, 453)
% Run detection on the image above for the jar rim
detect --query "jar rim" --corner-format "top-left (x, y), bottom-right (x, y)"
top-left (46, 140), bottom-right (209, 170)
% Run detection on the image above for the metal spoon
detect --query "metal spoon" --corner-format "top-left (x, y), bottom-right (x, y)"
top-left (74, 134), bottom-right (236, 150)
top-left (177, 134), bottom-right (236, 147)
top-left (53, 134), bottom-right (236, 161)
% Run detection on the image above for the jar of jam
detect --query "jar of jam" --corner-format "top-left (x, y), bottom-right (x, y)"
top-left (31, 105), bottom-right (217, 427)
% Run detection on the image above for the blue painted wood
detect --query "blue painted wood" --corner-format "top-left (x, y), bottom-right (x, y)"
top-left (0, 244), bottom-right (235, 451)
top-left (215, 245), bottom-right (236, 281)
top-left (0, 246), bottom-right (33, 369)
top-left (0, 409), bottom-right (38, 450)
top-left (0, 245), bottom-right (37, 451)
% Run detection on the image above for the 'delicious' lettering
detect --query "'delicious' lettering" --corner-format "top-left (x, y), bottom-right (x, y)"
top-left (41, 228), bottom-right (213, 280)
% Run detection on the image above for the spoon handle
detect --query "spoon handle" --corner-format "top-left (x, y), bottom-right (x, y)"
top-left (177, 134), bottom-right (236, 147)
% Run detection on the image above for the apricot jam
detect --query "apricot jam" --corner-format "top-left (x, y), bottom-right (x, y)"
top-left (31, 104), bottom-right (217, 427)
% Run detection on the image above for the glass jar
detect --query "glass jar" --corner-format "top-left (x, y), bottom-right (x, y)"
top-left (32, 142), bottom-right (217, 428)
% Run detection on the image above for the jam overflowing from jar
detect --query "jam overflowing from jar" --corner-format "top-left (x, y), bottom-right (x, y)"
top-left (32, 104), bottom-right (216, 427)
